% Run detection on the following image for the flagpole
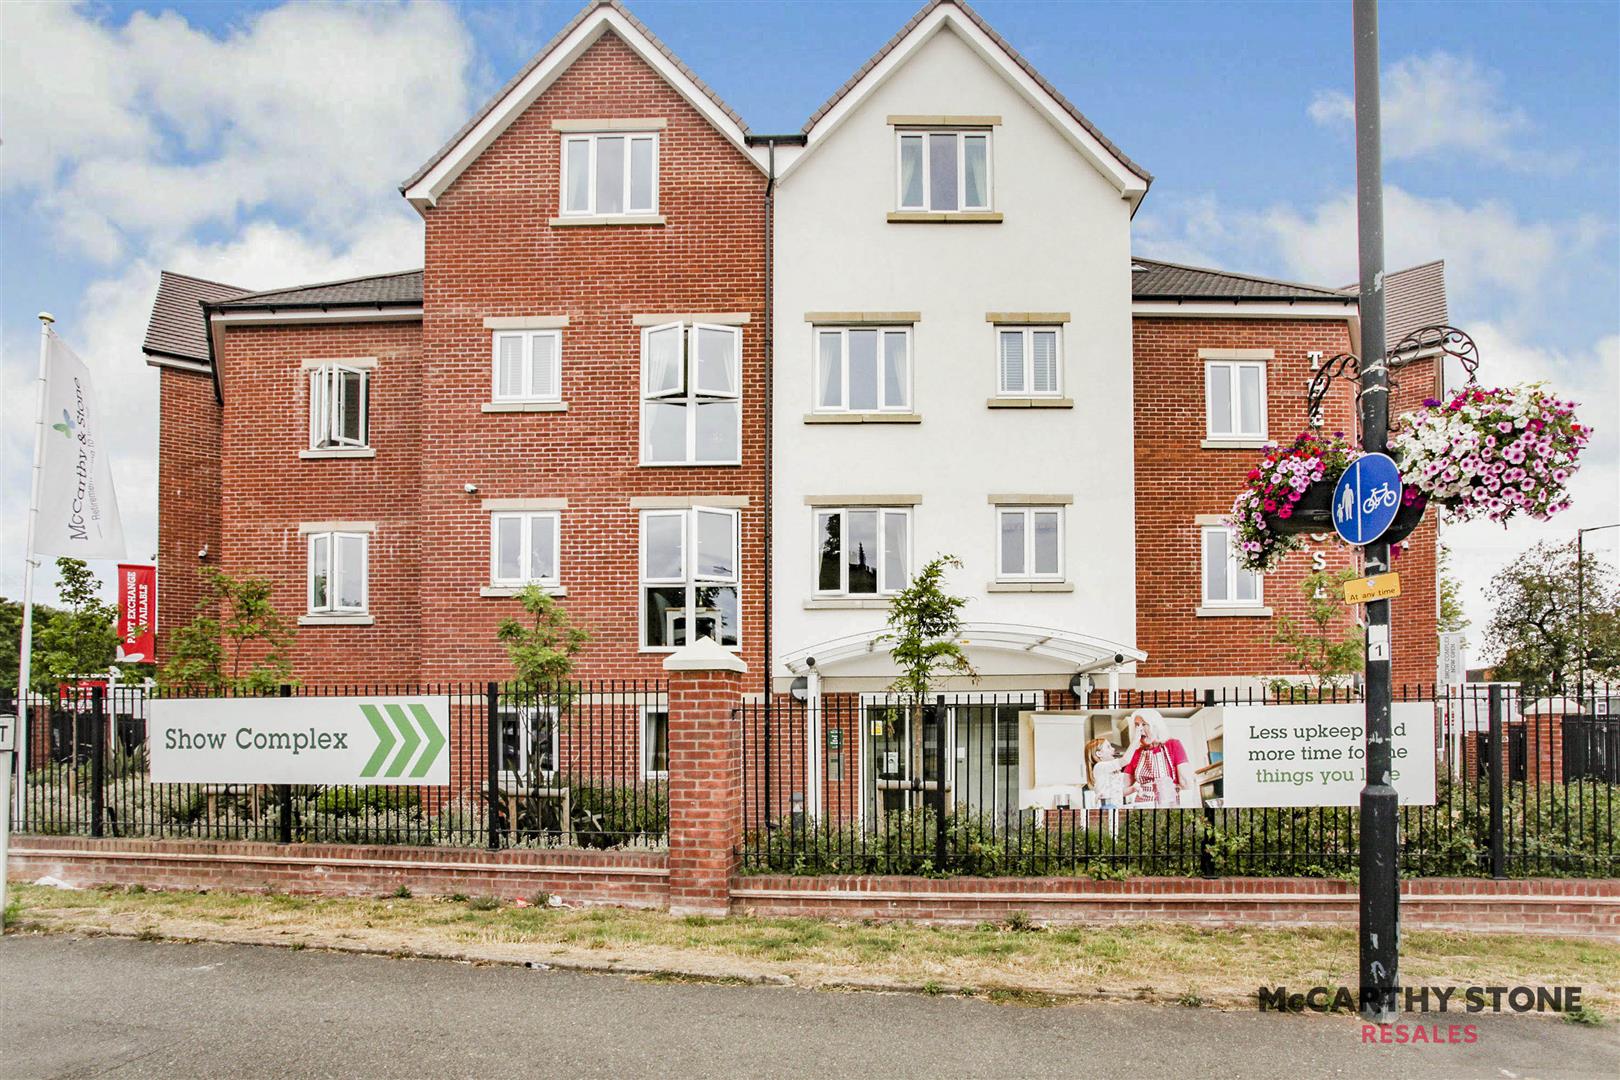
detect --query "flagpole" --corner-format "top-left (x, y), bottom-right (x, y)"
top-left (13, 312), bottom-right (54, 825)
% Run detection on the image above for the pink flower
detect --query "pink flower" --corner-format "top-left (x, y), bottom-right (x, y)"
top-left (1263, 499), bottom-right (1277, 513)
top-left (1278, 507), bottom-right (1293, 519)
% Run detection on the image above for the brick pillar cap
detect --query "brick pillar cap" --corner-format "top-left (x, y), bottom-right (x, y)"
top-left (662, 635), bottom-right (748, 674)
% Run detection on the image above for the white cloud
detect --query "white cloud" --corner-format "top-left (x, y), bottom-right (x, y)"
top-left (1308, 51), bottom-right (1573, 172)
top-left (1, 1), bottom-right (476, 261)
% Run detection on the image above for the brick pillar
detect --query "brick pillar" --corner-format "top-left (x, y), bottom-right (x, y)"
top-left (663, 638), bottom-right (747, 917)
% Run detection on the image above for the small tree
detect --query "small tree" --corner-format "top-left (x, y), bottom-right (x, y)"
top-left (1437, 541), bottom-right (1469, 635)
top-left (879, 555), bottom-right (976, 771)
top-left (33, 558), bottom-right (120, 690)
top-left (1270, 567), bottom-right (1364, 693)
top-left (496, 585), bottom-right (589, 693)
top-left (1486, 540), bottom-right (1620, 694)
top-left (159, 567), bottom-right (294, 692)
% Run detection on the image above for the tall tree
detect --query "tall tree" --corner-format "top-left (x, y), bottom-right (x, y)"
top-left (159, 567), bottom-right (295, 692)
top-left (32, 558), bottom-right (119, 690)
top-left (1270, 567), bottom-right (1365, 692)
top-left (1485, 540), bottom-right (1620, 694)
top-left (1, 596), bottom-right (63, 692)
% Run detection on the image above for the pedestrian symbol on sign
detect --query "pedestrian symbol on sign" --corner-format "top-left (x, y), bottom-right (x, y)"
top-left (1331, 452), bottom-right (1403, 546)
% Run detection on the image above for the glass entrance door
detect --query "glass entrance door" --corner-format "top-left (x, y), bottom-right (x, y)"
top-left (862, 700), bottom-right (950, 828)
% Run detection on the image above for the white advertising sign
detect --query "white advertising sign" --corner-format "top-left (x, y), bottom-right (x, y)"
top-left (150, 697), bottom-right (449, 785)
top-left (0, 712), bottom-right (14, 753)
top-left (1220, 702), bottom-right (1436, 807)
top-left (34, 331), bottom-right (125, 559)
top-left (1439, 632), bottom-right (1467, 686)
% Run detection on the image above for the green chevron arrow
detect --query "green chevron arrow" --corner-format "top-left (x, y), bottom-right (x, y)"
top-left (383, 704), bottom-right (422, 779)
top-left (359, 705), bottom-right (396, 778)
top-left (408, 703), bottom-right (445, 779)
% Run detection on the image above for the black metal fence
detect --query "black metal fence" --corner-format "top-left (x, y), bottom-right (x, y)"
top-left (6, 681), bottom-right (667, 851)
top-left (740, 683), bottom-right (1619, 878)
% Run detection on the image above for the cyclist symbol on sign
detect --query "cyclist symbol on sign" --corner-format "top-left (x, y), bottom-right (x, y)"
top-left (1361, 482), bottom-right (1399, 515)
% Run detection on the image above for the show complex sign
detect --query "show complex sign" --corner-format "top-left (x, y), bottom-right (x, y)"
top-left (150, 697), bottom-right (449, 786)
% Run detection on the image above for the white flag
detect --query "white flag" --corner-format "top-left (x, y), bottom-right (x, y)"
top-left (33, 330), bottom-right (125, 559)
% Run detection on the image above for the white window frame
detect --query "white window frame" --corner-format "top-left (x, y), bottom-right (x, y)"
top-left (308, 363), bottom-right (369, 449)
top-left (1204, 360), bottom-right (1268, 439)
top-left (489, 512), bottom-right (561, 588)
top-left (995, 507), bottom-right (1065, 582)
top-left (491, 330), bottom-right (562, 403)
top-left (306, 531), bottom-right (369, 614)
top-left (895, 128), bottom-right (993, 212)
top-left (639, 322), bottom-right (743, 466)
top-left (559, 132), bottom-right (659, 217)
top-left (994, 326), bottom-right (1063, 398)
top-left (812, 326), bottom-right (911, 413)
top-left (1200, 525), bottom-right (1263, 607)
top-left (641, 706), bottom-right (669, 779)
top-left (496, 702), bottom-right (559, 781)
top-left (638, 507), bottom-right (741, 650)
top-left (813, 507), bottom-right (912, 597)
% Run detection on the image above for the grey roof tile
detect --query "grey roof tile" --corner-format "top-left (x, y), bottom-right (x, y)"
top-left (142, 271), bottom-right (251, 364)
top-left (213, 270), bottom-right (424, 310)
top-left (1131, 258), bottom-right (1352, 301)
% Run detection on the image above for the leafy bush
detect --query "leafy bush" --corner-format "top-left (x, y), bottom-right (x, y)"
top-left (310, 787), bottom-right (420, 817)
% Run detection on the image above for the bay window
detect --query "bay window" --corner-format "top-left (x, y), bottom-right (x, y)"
top-left (640, 507), bottom-right (740, 649)
top-left (641, 322), bottom-right (741, 465)
top-left (814, 327), bottom-right (910, 412)
top-left (897, 129), bottom-right (991, 212)
top-left (815, 508), bottom-right (909, 596)
top-left (561, 132), bottom-right (657, 217)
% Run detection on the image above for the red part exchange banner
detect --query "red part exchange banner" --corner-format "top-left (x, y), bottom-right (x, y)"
top-left (115, 563), bottom-right (157, 663)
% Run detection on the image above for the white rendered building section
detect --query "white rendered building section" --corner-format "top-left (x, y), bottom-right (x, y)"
top-left (771, 24), bottom-right (1138, 687)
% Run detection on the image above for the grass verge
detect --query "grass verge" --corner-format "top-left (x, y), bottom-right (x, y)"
top-left (6, 883), bottom-right (1615, 1015)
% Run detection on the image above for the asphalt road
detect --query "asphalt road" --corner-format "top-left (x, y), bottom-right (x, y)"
top-left (3, 934), bottom-right (1616, 1079)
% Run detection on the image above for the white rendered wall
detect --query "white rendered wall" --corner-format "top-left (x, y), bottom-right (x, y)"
top-left (771, 24), bottom-right (1138, 684)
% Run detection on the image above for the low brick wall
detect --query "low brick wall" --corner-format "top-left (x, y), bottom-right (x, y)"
top-left (9, 836), bottom-right (668, 909)
top-left (731, 875), bottom-right (1620, 940)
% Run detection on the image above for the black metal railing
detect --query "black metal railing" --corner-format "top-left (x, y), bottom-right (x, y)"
top-left (7, 680), bottom-right (667, 851)
top-left (739, 682), bottom-right (1619, 878)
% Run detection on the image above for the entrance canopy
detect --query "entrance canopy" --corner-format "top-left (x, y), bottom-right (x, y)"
top-left (779, 621), bottom-right (1146, 675)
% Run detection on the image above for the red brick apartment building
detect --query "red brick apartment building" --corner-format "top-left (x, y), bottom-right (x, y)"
top-left (140, 1), bottom-right (1440, 696)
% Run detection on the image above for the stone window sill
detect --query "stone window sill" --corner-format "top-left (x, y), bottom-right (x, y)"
top-left (1200, 437), bottom-right (1270, 450)
top-left (299, 448), bottom-right (375, 460)
top-left (1195, 606), bottom-right (1273, 619)
top-left (299, 614), bottom-right (375, 626)
top-left (987, 581), bottom-right (1075, 593)
top-left (482, 401), bottom-right (568, 413)
top-left (549, 214), bottom-right (666, 227)
top-left (987, 397), bottom-right (1073, 409)
top-left (803, 598), bottom-right (892, 610)
top-left (887, 211), bottom-right (1003, 224)
top-left (803, 412), bottom-right (921, 424)
top-left (480, 585), bottom-right (568, 598)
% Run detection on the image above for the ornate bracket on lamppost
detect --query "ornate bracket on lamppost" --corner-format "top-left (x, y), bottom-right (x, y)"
top-left (1305, 324), bottom-right (1481, 424)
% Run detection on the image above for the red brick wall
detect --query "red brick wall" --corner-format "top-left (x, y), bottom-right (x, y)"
top-left (156, 368), bottom-right (222, 660)
top-left (1389, 355), bottom-right (1442, 686)
top-left (666, 668), bottom-right (744, 914)
top-left (1134, 317), bottom-right (1360, 681)
top-left (417, 31), bottom-right (766, 683)
top-left (214, 321), bottom-right (423, 684)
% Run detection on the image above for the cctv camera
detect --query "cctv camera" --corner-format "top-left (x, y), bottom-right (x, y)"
top-left (463, 483), bottom-right (479, 494)
top-left (197, 545), bottom-right (209, 560)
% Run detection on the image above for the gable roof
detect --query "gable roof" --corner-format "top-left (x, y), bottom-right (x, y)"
top-left (786, 1), bottom-right (1150, 206)
top-left (1130, 258), bottom-right (1353, 302)
top-left (142, 271), bottom-right (250, 365)
top-left (211, 270), bottom-right (424, 311)
top-left (401, 1), bottom-right (758, 211)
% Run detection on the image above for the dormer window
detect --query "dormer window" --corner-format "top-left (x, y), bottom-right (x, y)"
top-left (897, 129), bottom-right (991, 212)
top-left (561, 132), bottom-right (658, 217)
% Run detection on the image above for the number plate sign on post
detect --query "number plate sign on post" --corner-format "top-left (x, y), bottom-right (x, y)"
top-left (1332, 451), bottom-right (1403, 545)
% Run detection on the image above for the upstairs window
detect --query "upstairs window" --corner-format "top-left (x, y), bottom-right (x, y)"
top-left (307, 531), bottom-right (369, 614)
top-left (814, 327), bottom-right (910, 412)
top-left (815, 508), bottom-right (909, 596)
top-left (1201, 525), bottom-right (1262, 607)
top-left (640, 507), bottom-right (740, 649)
top-left (997, 507), bottom-right (1064, 581)
top-left (490, 512), bottom-right (560, 588)
top-left (641, 322), bottom-right (741, 465)
top-left (1205, 360), bottom-right (1266, 439)
top-left (492, 330), bottom-right (561, 403)
top-left (996, 327), bottom-right (1061, 397)
top-left (562, 133), bottom-right (657, 216)
top-left (309, 364), bottom-right (368, 449)
top-left (897, 130), bottom-right (991, 212)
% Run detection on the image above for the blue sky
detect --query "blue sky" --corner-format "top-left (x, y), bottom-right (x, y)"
top-left (2, 0), bottom-right (1617, 655)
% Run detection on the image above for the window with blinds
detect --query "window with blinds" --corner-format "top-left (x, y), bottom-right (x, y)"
top-left (491, 330), bottom-right (561, 403)
top-left (995, 327), bottom-right (1061, 397)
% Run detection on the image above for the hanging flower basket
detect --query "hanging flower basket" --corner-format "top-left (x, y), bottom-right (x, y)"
top-left (1227, 431), bottom-right (1357, 573)
top-left (1382, 487), bottom-right (1428, 547)
top-left (1391, 385), bottom-right (1589, 525)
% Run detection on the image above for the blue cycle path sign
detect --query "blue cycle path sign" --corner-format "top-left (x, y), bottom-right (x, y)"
top-left (1332, 452), bottom-right (1403, 545)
